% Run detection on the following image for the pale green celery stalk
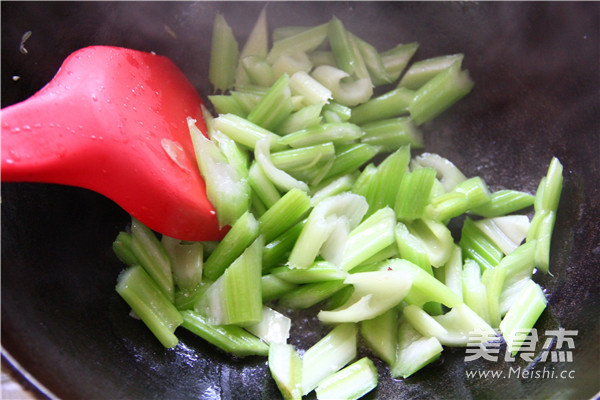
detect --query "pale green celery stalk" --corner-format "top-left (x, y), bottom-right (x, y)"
top-left (272, 52), bottom-right (313, 81)
top-left (235, 6), bottom-right (269, 87)
top-left (426, 177), bottom-right (491, 222)
top-left (360, 117), bottom-right (424, 152)
top-left (277, 104), bottom-right (324, 134)
top-left (387, 259), bottom-right (462, 308)
top-left (351, 33), bottom-right (393, 86)
top-left (395, 222), bottom-right (433, 275)
top-left (364, 146), bottom-right (411, 214)
top-left (247, 73), bottom-right (294, 131)
top-left (212, 113), bottom-right (284, 150)
top-left (459, 217), bottom-right (504, 271)
top-left (113, 231), bottom-right (139, 266)
top-left (360, 308), bottom-right (398, 365)
top-left (399, 54), bottom-right (464, 90)
top-left (395, 167), bottom-right (437, 221)
top-left (258, 188), bottom-right (311, 243)
top-left (203, 211), bottom-right (259, 281)
top-left (409, 61), bottom-right (474, 126)
top-left (269, 343), bottom-right (303, 400)
top-left (328, 17), bottom-right (370, 81)
top-left (272, 26), bottom-right (311, 42)
top-left (403, 305), bottom-right (449, 339)
top-left (116, 265), bottom-right (182, 348)
top-left (499, 280), bottom-right (547, 355)
top-left (175, 280), bottom-right (211, 310)
top-left (380, 42), bottom-right (419, 82)
top-left (289, 70), bottom-right (332, 105)
top-left (351, 163), bottom-right (377, 198)
top-left (411, 152), bottom-right (466, 192)
top-left (315, 357), bottom-right (378, 400)
top-left (285, 157), bottom-right (335, 188)
top-left (188, 117), bottom-right (250, 227)
top-left (539, 157), bottom-right (563, 212)
top-left (407, 218), bottom-right (454, 267)
top-left (391, 317), bottom-right (443, 379)
top-left (263, 220), bottom-right (306, 271)
top-left (532, 211), bottom-right (556, 274)
top-left (497, 240), bottom-right (537, 315)
top-left (272, 261), bottom-right (348, 284)
top-left (195, 237), bottom-right (264, 326)
top-left (246, 306), bottom-right (291, 344)
top-left (431, 303), bottom-right (496, 346)
top-left (341, 207), bottom-right (397, 272)
top-left (482, 265), bottom-right (506, 329)
top-left (309, 50), bottom-right (337, 67)
top-left (209, 128), bottom-right (250, 181)
top-left (209, 13), bottom-right (238, 91)
top-left (322, 144), bottom-right (379, 181)
top-left (251, 184), bottom-right (268, 218)
top-left (323, 285), bottom-right (355, 311)
top-left (349, 87), bottom-right (414, 126)
top-left (255, 135), bottom-right (310, 192)
top-left (443, 245), bottom-right (464, 301)
top-left (209, 95), bottom-right (247, 117)
top-left (180, 310), bottom-right (269, 357)
top-left (462, 259), bottom-right (491, 324)
top-left (242, 55), bottom-right (276, 87)
top-left (267, 23), bottom-right (329, 64)
top-left (301, 323), bottom-right (358, 396)
top-left (474, 215), bottom-right (530, 256)
top-left (233, 83), bottom-right (269, 96)
top-left (230, 91), bottom-right (264, 115)
top-left (310, 174), bottom-right (356, 206)
top-left (357, 242), bottom-right (400, 267)
top-left (470, 190), bottom-right (535, 218)
top-left (278, 122), bottom-right (364, 148)
top-left (271, 142), bottom-right (335, 170)
top-left (311, 65), bottom-right (373, 107)
top-left (322, 102), bottom-right (352, 123)
top-left (278, 280), bottom-right (347, 309)
top-left (161, 237), bottom-right (203, 291)
top-left (262, 274), bottom-right (298, 302)
top-left (130, 218), bottom-right (174, 302)
top-left (248, 161), bottom-right (282, 209)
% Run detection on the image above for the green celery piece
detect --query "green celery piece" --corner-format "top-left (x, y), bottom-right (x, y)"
top-left (496, 240), bottom-right (537, 315)
top-left (247, 73), bottom-right (294, 131)
top-left (271, 142), bottom-right (336, 171)
top-left (113, 231), bottom-right (139, 266)
top-left (539, 157), bottom-right (563, 212)
top-left (246, 306), bottom-right (291, 344)
top-left (209, 13), bottom-right (238, 91)
top-left (322, 101), bottom-right (352, 123)
top-left (130, 218), bottom-right (174, 302)
top-left (308, 50), bottom-right (337, 67)
top-left (364, 146), bottom-right (411, 215)
top-left (328, 17), bottom-right (370, 81)
top-left (360, 117), bottom-right (424, 152)
top-left (311, 65), bottom-right (373, 107)
top-left (462, 259), bottom-right (491, 325)
top-left (230, 91), bottom-right (264, 115)
top-left (271, 260), bottom-right (348, 284)
top-left (323, 285), bottom-right (355, 311)
top-left (267, 23), bottom-right (329, 64)
top-left (278, 280), bottom-right (347, 309)
top-left (473, 215), bottom-right (530, 256)
top-left (323, 143), bottom-right (379, 181)
top-left (395, 167), bottom-right (437, 221)
top-left (263, 220), bottom-right (306, 271)
top-left (351, 163), bottom-right (377, 198)
top-left (209, 94), bottom-right (247, 117)
top-left (269, 343), bottom-right (303, 400)
top-left (380, 42), bottom-right (419, 82)
top-left (407, 218), bottom-right (454, 267)
top-left (174, 281), bottom-right (211, 311)
top-left (116, 265), bottom-right (183, 348)
top-left (411, 152), bottom-right (467, 192)
top-left (360, 308), bottom-right (398, 365)
top-left (350, 87), bottom-right (415, 126)
top-left (209, 124), bottom-right (250, 181)
top-left (272, 52), bottom-right (313, 82)
top-left (161, 236), bottom-right (203, 292)
top-left (399, 54), bottom-right (464, 90)
top-left (443, 244), bottom-right (464, 302)
top-left (301, 323), bottom-right (358, 396)
top-left (352, 33), bottom-right (394, 86)
top-left (315, 357), bottom-right (378, 400)
top-left (261, 274), bottom-right (298, 302)
top-left (241, 55), bottom-right (276, 87)
top-left (278, 122), bottom-right (364, 148)
top-left (248, 161), bottom-right (282, 209)
top-left (395, 222), bottom-right (433, 275)
top-left (277, 104), bottom-right (324, 134)
top-left (250, 188), bottom-right (268, 217)
top-left (431, 303), bottom-right (496, 346)
top-left (195, 237), bottom-right (264, 326)
top-left (499, 280), bottom-right (547, 355)
top-left (470, 189), bottom-right (535, 218)
top-left (203, 211), bottom-right (259, 281)
top-left (212, 113), bottom-right (285, 151)
top-left (426, 176), bottom-right (491, 222)
top-left (255, 135), bottom-right (310, 193)
top-left (482, 264), bottom-right (507, 329)
top-left (391, 317), bottom-right (443, 379)
top-left (409, 60), bottom-right (474, 126)
top-left (289, 70), bottom-right (332, 106)
top-left (310, 174), bottom-right (356, 206)
top-left (235, 6), bottom-right (268, 87)
top-left (180, 310), bottom-right (269, 357)
top-left (258, 188), bottom-right (311, 243)
top-left (459, 217), bottom-right (504, 272)
top-left (272, 26), bottom-right (313, 42)
top-left (402, 305), bottom-right (449, 339)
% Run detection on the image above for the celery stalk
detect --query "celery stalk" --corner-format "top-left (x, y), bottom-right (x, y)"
top-left (161, 236), bottom-right (203, 291)
top-left (248, 161), bottom-right (282, 209)
top-left (360, 117), bottom-right (424, 152)
top-left (399, 54), bottom-right (464, 90)
top-left (258, 188), bottom-right (311, 243)
top-left (315, 357), bottom-right (378, 400)
top-left (255, 135), bottom-right (310, 192)
top-left (112, 231), bottom-right (139, 267)
top-left (209, 13), bottom-right (239, 91)
top-left (470, 189), bottom-right (535, 217)
top-left (311, 65), bottom-right (373, 107)
top-left (349, 87), bottom-right (414, 126)
top-left (235, 7), bottom-right (269, 87)
top-left (391, 317), bottom-right (443, 379)
top-left (278, 280), bottom-right (347, 309)
top-left (360, 308), bottom-right (398, 365)
top-left (323, 144), bottom-right (379, 181)
top-left (269, 343), bottom-right (303, 400)
top-left (262, 274), bottom-right (298, 302)
top-left (245, 306), bottom-right (291, 344)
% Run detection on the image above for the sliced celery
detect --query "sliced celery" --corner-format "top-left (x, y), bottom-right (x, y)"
top-left (395, 221), bottom-right (433, 274)
top-left (112, 231), bottom-right (138, 266)
top-left (328, 17), bottom-right (370, 81)
top-left (443, 245), bottom-right (463, 301)
top-left (322, 143), bottom-right (379, 181)
top-left (180, 310), bottom-right (269, 357)
top-left (278, 122), bottom-right (364, 148)
top-left (462, 259), bottom-right (491, 324)
top-left (161, 236), bottom-right (203, 291)
top-left (360, 308), bottom-right (398, 365)
top-left (407, 218), bottom-right (454, 268)
top-left (248, 161), bottom-right (282, 208)
top-left (247, 73), bottom-right (294, 131)
top-left (470, 189), bottom-right (535, 218)
top-left (322, 101), bottom-right (352, 123)
top-left (360, 117), bottom-right (424, 152)
top-left (263, 220), bottom-right (306, 271)
top-left (271, 142), bottom-right (335, 171)
top-left (431, 303), bottom-right (496, 346)
top-left (402, 305), bottom-right (449, 339)
top-left (411, 152), bottom-right (466, 192)
top-left (278, 280), bottom-right (347, 309)
top-left (209, 13), bottom-right (238, 91)
top-left (364, 146), bottom-right (411, 214)
top-left (497, 240), bottom-right (537, 315)
top-left (311, 65), bottom-right (373, 107)
top-left (262, 274), bottom-right (298, 302)
top-left (267, 23), bottom-right (329, 64)
top-left (272, 260), bottom-right (348, 284)
top-left (380, 42), bottom-right (419, 82)
top-left (310, 174), bottom-right (356, 206)
top-left (269, 343), bottom-right (303, 400)
top-left (235, 6), bottom-right (269, 87)
top-left (255, 135), bottom-right (310, 192)
top-left (473, 215), bottom-right (530, 255)
top-left (116, 265), bottom-right (183, 348)
top-left (482, 264), bottom-right (507, 329)
top-left (212, 113), bottom-right (284, 150)
top-left (426, 177), bottom-right (491, 222)
top-left (289, 70), bottom-right (332, 105)
top-left (315, 357), bottom-right (378, 400)
top-left (209, 94), bottom-right (247, 116)
top-left (277, 104), bottom-right (324, 134)
top-left (272, 52), bottom-right (313, 81)
top-left (399, 54), bottom-right (464, 90)
top-left (352, 33), bottom-right (394, 86)
top-left (242, 56), bottom-right (276, 87)
top-left (258, 188), bottom-right (311, 243)
top-left (245, 306), bottom-right (291, 344)
top-left (391, 317), bottom-right (443, 379)
top-left (459, 217), bottom-right (504, 271)
top-left (395, 167), bottom-right (437, 221)
top-left (349, 87), bottom-right (414, 126)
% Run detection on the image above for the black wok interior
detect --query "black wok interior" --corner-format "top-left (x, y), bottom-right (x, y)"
top-left (2, 2), bottom-right (599, 399)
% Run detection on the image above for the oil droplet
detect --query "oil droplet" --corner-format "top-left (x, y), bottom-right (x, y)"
top-left (91, 94), bottom-right (98, 102)
top-left (11, 127), bottom-right (21, 133)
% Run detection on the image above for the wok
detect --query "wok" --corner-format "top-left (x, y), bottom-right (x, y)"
top-left (2, 2), bottom-right (599, 399)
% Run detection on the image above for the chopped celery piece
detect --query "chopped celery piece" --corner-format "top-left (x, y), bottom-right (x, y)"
top-left (269, 343), bottom-right (303, 400)
top-left (497, 240), bottom-right (537, 314)
top-left (203, 211), bottom-right (259, 281)
top-left (301, 323), bottom-right (358, 395)
top-left (360, 117), bottom-right (424, 152)
top-left (209, 94), bottom-right (247, 116)
top-left (242, 56), bottom-right (276, 87)
top-left (403, 305), bottom-right (449, 339)
top-left (409, 60), bottom-right (474, 125)
top-left (322, 101), bottom-right (352, 123)
top-left (112, 231), bottom-right (138, 266)
top-left (426, 176), bottom-right (491, 222)
top-left (311, 65), bottom-right (373, 107)
top-left (470, 189), bottom-right (535, 217)
top-left (395, 222), bottom-right (433, 274)
top-left (431, 303), bottom-right (496, 346)
top-left (391, 317), bottom-right (443, 379)
top-left (247, 73), bottom-right (294, 131)
top-left (407, 218), bottom-right (454, 267)
top-left (318, 269), bottom-right (412, 323)
top-left (161, 236), bottom-right (203, 291)
top-left (315, 357), bottom-right (378, 400)
top-left (263, 220), bottom-right (306, 271)
top-left (349, 87), bottom-right (414, 126)
top-left (310, 174), bottom-right (356, 206)
top-left (352, 33), bottom-right (394, 86)
top-left (360, 308), bottom-right (398, 365)
top-left (231, 90), bottom-right (264, 114)
top-left (278, 104), bottom-right (324, 134)
top-left (262, 274), bottom-right (298, 302)
top-left (195, 237), bottom-right (264, 326)
top-left (258, 188), bottom-right (311, 243)
top-left (395, 167), bottom-right (437, 221)
top-left (351, 163), bottom-right (377, 198)
top-left (323, 144), bottom-right (379, 181)
top-left (246, 306), bottom-right (291, 344)
top-left (289, 70), bottom-right (332, 105)
top-left (474, 215), bottom-right (530, 255)
top-left (443, 245), bottom-right (464, 301)
top-left (460, 217), bottom-right (504, 271)
top-left (288, 192), bottom-right (368, 269)
top-left (380, 42), bottom-right (419, 81)
top-left (267, 23), bottom-right (329, 64)
top-left (272, 261), bottom-right (348, 284)
top-left (272, 51), bottom-right (313, 81)
top-left (209, 125), bottom-right (250, 183)
top-left (499, 280), bottom-right (547, 355)
top-left (188, 117), bottom-right (250, 227)
top-left (399, 54), bottom-right (464, 90)
top-left (209, 13), bottom-right (238, 91)
top-left (309, 50), bottom-right (336, 67)
top-left (482, 264), bottom-right (507, 329)
top-left (235, 7), bottom-right (269, 86)
top-left (328, 17), bottom-right (369, 80)
top-left (180, 310), bottom-right (269, 357)
top-left (255, 135), bottom-right (310, 192)
top-left (272, 26), bottom-right (312, 42)
top-left (462, 259), bottom-right (491, 324)
top-left (411, 152), bottom-right (466, 192)
top-left (278, 280), bottom-right (347, 309)
top-left (271, 142), bottom-right (335, 171)
top-left (279, 122), bottom-right (364, 148)
top-left (116, 265), bottom-right (183, 348)
top-left (364, 146), bottom-right (411, 214)
top-left (212, 113), bottom-right (285, 151)
top-left (248, 161), bottom-right (282, 208)
top-left (130, 218), bottom-right (174, 302)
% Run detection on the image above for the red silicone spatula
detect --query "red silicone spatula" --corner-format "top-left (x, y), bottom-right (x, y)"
top-left (1, 45), bottom-right (225, 241)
